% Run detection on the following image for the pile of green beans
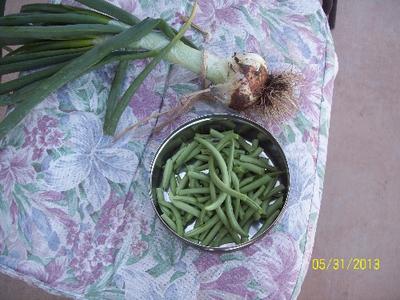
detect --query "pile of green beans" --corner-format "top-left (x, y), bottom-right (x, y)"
top-left (156, 128), bottom-right (286, 247)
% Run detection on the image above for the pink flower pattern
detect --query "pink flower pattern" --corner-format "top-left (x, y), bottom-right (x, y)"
top-left (0, 147), bottom-right (35, 197)
top-left (23, 116), bottom-right (63, 160)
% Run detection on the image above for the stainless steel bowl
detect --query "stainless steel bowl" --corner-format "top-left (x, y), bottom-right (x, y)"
top-left (150, 114), bottom-right (290, 251)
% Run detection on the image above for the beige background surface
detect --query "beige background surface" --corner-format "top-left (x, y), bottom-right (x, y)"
top-left (1, 1), bottom-right (399, 299)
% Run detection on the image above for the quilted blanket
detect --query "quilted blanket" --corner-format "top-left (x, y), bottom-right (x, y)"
top-left (0, 0), bottom-right (337, 299)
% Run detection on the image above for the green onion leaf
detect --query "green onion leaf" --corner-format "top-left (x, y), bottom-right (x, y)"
top-left (104, 60), bottom-right (129, 127)
top-left (0, 24), bottom-right (123, 43)
top-left (0, 62), bottom-right (68, 95)
top-left (0, 18), bottom-right (161, 139)
top-left (0, 12), bottom-right (111, 26)
top-left (76, 0), bottom-right (140, 25)
top-left (104, 3), bottom-right (198, 135)
top-left (0, 52), bottom-right (86, 75)
top-left (8, 39), bottom-right (95, 56)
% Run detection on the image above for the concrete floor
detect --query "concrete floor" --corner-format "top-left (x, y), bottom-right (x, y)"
top-left (300, 1), bottom-right (400, 299)
top-left (1, 1), bottom-right (399, 299)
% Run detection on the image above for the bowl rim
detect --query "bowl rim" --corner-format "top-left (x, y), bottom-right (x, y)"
top-left (149, 113), bottom-right (290, 252)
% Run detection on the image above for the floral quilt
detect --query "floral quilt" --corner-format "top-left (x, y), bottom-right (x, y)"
top-left (0, 0), bottom-right (338, 299)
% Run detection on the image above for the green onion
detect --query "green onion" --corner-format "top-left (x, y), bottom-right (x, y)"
top-left (0, 24), bottom-right (124, 42)
top-left (104, 60), bottom-right (129, 127)
top-left (8, 39), bottom-right (95, 55)
top-left (1, 47), bottom-right (92, 65)
top-left (75, 0), bottom-right (140, 26)
top-left (0, 18), bottom-right (161, 139)
top-left (0, 12), bottom-right (111, 26)
top-left (0, 63), bottom-right (67, 94)
top-left (103, 3), bottom-right (197, 135)
top-left (0, 52), bottom-right (86, 75)
top-left (21, 3), bottom-right (90, 14)
top-left (76, 0), bottom-right (197, 49)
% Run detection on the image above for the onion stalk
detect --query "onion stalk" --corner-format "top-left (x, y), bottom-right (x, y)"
top-left (0, 0), bottom-right (298, 139)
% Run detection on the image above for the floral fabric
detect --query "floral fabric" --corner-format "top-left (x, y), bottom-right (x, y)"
top-left (0, 0), bottom-right (337, 299)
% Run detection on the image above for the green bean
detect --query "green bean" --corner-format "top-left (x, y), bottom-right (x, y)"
top-left (161, 158), bottom-right (173, 190)
top-left (156, 188), bottom-right (171, 216)
top-left (240, 206), bottom-right (258, 227)
top-left (195, 137), bottom-right (229, 183)
top-left (240, 175), bottom-right (271, 193)
top-left (184, 213), bottom-right (194, 224)
top-left (235, 161), bottom-right (265, 175)
top-left (183, 145), bottom-right (202, 164)
top-left (185, 214), bottom-right (219, 237)
top-left (216, 206), bottom-right (229, 228)
top-left (192, 160), bottom-right (204, 168)
top-left (188, 175), bottom-right (195, 188)
top-left (177, 173), bottom-right (189, 192)
top-left (239, 155), bottom-right (269, 168)
top-left (196, 196), bottom-right (211, 203)
top-left (255, 210), bottom-right (280, 238)
top-left (161, 213), bottom-right (177, 231)
top-left (209, 158), bottom-right (262, 212)
top-left (209, 181), bottom-right (217, 201)
top-left (262, 177), bottom-right (278, 197)
top-left (188, 171), bottom-right (210, 182)
top-left (239, 175), bottom-right (256, 188)
top-left (176, 175), bottom-right (181, 186)
top-left (216, 132), bottom-right (239, 151)
top-left (169, 194), bottom-right (198, 206)
top-left (169, 176), bottom-right (177, 194)
top-left (253, 185), bottom-right (266, 199)
top-left (249, 147), bottom-right (263, 157)
top-left (171, 145), bottom-right (186, 163)
top-left (194, 154), bottom-right (209, 162)
top-left (174, 141), bottom-right (198, 169)
top-left (177, 187), bottom-right (209, 196)
top-left (156, 187), bottom-right (165, 202)
top-left (233, 165), bottom-right (246, 177)
top-left (225, 196), bottom-right (247, 236)
top-left (227, 140), bottom-right (235, 174)
top-left (221, 232), bottom-right (241, 245)
top-left (231, 171), bottom-right (241, 219)
top-left (209, 128), bottom-right (224, 139)
top-left (264, 197), bottom-right (283, 218)
top-left (172, 200), bottom-right (201, 218)
top-left (266, 185), bottom-right (285, 198)
top-left (160, 203), bottom-right (173, 216)
top-left (203, 221), bottom-right (223, 245)
top-left (241, 219), bottom-right (252, 242)
top-left (196, 228), bottom-right (207, 241)
top-left (194, 133), bottom-right (211, 138)
top-left (213, 208), bottom-right (241, 244)
top-left (237, 136), bottom-right (253, 152)
top-left (205, 193), bottom-right (227, 211)
top-left (250, 139), bottom-right (259, 151)
top-left (158, 199), bottom-right (183, 236)
top-left (199, 207), bottom-right (206, 225)
top-left (210, 228), bottom-right (228, 246)
top-left (222, 148), bottom-right (244, 158)
top-left (193, 163), bottom-right (209, 171)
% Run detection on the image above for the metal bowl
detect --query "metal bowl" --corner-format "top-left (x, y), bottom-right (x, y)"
top-left (150, 114), bottom-right (290, 251)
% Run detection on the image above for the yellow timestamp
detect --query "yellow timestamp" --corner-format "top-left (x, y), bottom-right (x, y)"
top-left (311, 258), bottom-right (380, 271)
